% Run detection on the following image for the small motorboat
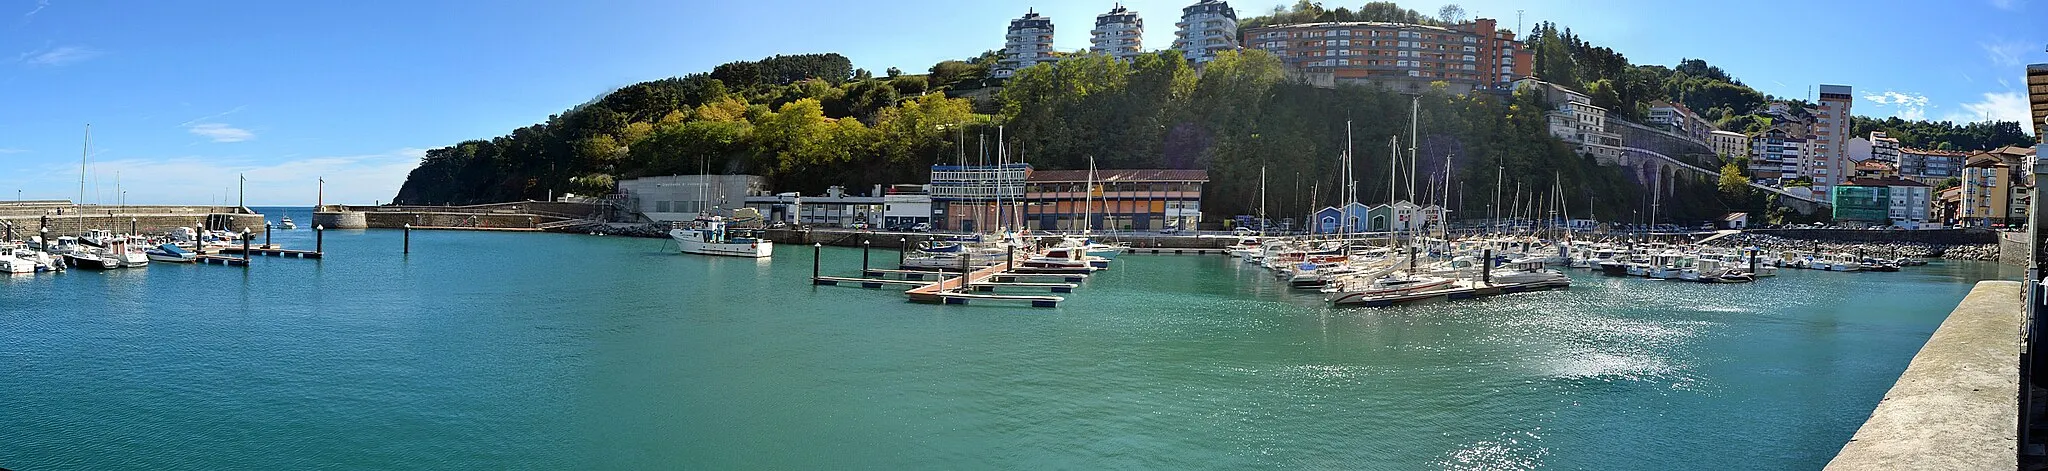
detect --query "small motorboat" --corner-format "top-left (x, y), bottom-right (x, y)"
top-left (145, 243), bottom-right (199, 263)
top-left (278, 215), bottom-right (298, 230)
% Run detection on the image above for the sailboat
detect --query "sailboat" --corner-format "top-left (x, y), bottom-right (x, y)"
top-left (1073, 156), bottom-right (1127, 260)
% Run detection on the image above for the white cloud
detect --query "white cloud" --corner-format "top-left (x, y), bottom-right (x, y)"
top-left (177, 106), bottom-right (246, 128)
top-left (1942, 91), bottom-right (2032, 128)
top-left (19, 45), bottom-right (101, 67)
top-left (13, 149), bottom-right (426, 205)
top-left (22, 0), bottom-right (47, 19)
top-left (186, 123), bottom-right (254, 143)
top-left (1861, 90), bottom-right (1932, 121)
top-left (1990, 0), bottom-right (2025, 10)
top-left (1980, 41), bottom-right (2032, 67)
top-left (0, 148), bottom-right (26, 154)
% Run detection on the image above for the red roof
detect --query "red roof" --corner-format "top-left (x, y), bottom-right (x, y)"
top-left (1027, 169), bottom-right (1209, 183)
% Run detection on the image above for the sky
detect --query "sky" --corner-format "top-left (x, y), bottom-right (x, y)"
top-left (0, 0), bottom-right (2041, 205)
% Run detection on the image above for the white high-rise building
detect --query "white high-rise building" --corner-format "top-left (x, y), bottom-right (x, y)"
top-left (1172, 0), bottom-right (1238, 64)
top-left (1808, 84), bottom-right (1854, 200)
top-left (1090, 4), bottom-right (1144, 62)
top-left (996, 9), bottom-right (1056, 79)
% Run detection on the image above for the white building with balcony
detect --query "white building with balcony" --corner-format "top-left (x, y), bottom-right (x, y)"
top-left (996, 9), bottom-right (1056, 79)
top-left (1172, 0), bottom-right (1238, 64)
top-left (1091, 4), bottom-right (1144, 62)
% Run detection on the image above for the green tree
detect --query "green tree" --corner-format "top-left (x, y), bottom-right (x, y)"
top-left (1717, 162), bottom-right (1749, 198)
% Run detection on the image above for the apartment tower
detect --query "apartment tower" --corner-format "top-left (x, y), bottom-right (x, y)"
top-left (1091, 4), bottom-right (1144, 62)
top-left (1810, 84), bottom-right (1854, 199)
top-left (1172, 0), bottom-right (1238, 64)
top-left (996, 9), bottom-right (1056, 79)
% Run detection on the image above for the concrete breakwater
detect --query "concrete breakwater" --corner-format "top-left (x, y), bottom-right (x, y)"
top-left (0, 203), bottom-right (266, 237)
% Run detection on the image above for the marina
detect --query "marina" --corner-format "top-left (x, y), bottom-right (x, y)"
top-left (0, 217), bottom-right (2020, 469)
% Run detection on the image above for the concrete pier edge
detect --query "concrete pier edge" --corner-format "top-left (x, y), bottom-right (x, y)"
top-left (1826, 280), bottom-right (2024, 470)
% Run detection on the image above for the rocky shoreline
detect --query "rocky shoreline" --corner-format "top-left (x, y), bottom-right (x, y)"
top-left (1700, 233), bottom-right (2000, 261)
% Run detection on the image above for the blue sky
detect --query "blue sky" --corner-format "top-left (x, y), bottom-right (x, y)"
top-left (0, 0), bottom-right (2040, 205)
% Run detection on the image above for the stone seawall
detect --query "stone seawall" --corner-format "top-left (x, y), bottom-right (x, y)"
top-left (0, 212), bottom-right (266, 237)
top-left (312, 211), bottom-right (368, 229)
top-left (362, 212), bottom-right (550, 229)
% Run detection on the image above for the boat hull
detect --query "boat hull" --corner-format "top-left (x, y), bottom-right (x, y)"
top-left (673, 237), bottom-right (773, 258)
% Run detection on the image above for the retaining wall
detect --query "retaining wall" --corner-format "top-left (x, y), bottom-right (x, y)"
top-left (2000, 232), bottom-right (2029, 267)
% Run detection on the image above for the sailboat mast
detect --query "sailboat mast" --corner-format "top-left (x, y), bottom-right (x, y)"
top-left (1492, 166), bottom-right (1503, 235)
top-left (1387, 136), bottom-right (1398, 207)
top-left (79, 124), bottom-right (88, 235)
top-left (1408, 96), bottom-right (1419, 204)
top-left (1085, 155), bottom-right (1096, 234)
top-left (1257, 164), bottom-right (1267, 237)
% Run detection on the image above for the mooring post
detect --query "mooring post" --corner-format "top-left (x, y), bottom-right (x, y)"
top-left (316, 224), bottom-right (325, 254)
top-left (403, 223), bottom-right (412, 254)
top-left (862, 237), bottom-right (870, 273)
top-left (1749, 248), bottom-right (1759, 275)
top-left (241, 228), bottom-right (251, 264)
top-left (1482, 249), bottom-right (1493, 285)
top-left (812, 242), bottom-right (821, 281)
top-left (129, 217), bottom-right (136, 235)
top-left (264, 223), bottom-right (272, 248)
top-left (898, 237), bottom-right (907, 266)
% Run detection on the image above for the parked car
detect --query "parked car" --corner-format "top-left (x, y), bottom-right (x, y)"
top-left (909, 222), bottom-right (930, 232)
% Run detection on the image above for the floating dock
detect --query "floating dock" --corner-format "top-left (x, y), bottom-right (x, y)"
top-left (213, 246), bottom-right (323, 259)
top-left (194, 255), bottom-right (249, 266)
top-left (817, 259), bottom-right (1071, 308)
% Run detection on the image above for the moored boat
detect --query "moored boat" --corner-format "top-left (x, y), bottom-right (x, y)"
top-left (669, 216), bottom-right (772, 258)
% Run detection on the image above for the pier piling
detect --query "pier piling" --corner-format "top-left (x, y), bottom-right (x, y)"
top-left (316, 225), bottom-right (324, 254)
top-left (898, 238), bottom-right (906, 266)
top-left (812, 243), bottom-right (821, 281)
top-left (241, 229), bottom-right (251, 264)
top-left (264, 224), bottom-right (272, 247)
top-left (128, 217), bottom-right (136, 235)
top-left (403, 223), bottom-right (411, 254)
top-left (862, 237), bottom-right (870, 273)
top-left (1482, 249), bottom-right (1492, 284)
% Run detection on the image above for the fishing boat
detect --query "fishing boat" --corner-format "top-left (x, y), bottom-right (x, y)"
top-left (668, 216), bottom-right (772, 258)
top-left (0, 243), bottom-right (37, 274)
top-left (145, 243), bottom-right (199, 263)
top-left (61, 246), bottom-right (120, 270)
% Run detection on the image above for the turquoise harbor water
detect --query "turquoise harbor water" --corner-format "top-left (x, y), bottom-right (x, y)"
top-left (0, 207), bottom-right (2022, 469)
